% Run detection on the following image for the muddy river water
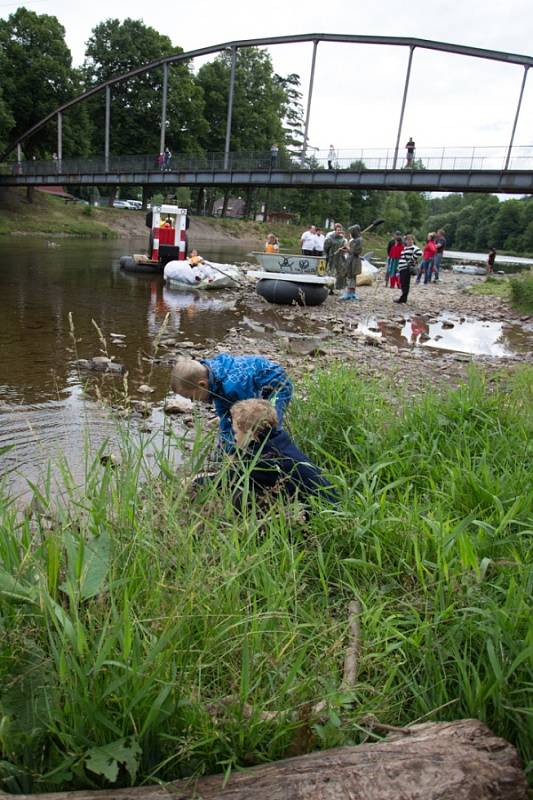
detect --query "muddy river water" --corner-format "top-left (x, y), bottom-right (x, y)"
top-left (1, 236), bottom-right (532, 499)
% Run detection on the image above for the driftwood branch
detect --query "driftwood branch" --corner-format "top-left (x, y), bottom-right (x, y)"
top-left (13, 720), bottom-right (528, 800)
top-left (341, 599), bottom-right (360, 691)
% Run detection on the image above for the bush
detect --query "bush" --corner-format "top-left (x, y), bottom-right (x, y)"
top-left (510, 271), bottom-right (533, 313)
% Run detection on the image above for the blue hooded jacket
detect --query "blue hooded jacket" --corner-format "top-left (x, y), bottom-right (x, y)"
top-left (200, 354), bottom-right (293, 448)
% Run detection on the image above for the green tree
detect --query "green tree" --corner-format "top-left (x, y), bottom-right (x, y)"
top-left (83, 18), bottom-right (206, 156)
top-left (0, 8), bottom-right (89, 157)
top-left (196, 48), bottom-right (287, 154)
top-left (490, 200), bottom-right (524, 249)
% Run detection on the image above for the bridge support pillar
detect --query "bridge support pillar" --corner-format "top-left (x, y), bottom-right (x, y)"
top-left (57, 111), bottom-right (62, 167)
top-left (105, 85), bottom-right (111, 172)
top-left (393, 45), bottom-right (415, 169)
top-left (505, 65), bottom-right (529, 170)
top-left (160, 62), bottom-right (168, 154)
top-left (224, 46), bottom-right (237, 170)
top-left (301, 40), bottom-right (318, 165)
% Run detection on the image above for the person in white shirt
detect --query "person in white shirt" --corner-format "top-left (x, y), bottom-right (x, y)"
top-left (313, 227), bottom-right (325, 255)
top-left (300, 225), bottom-right (316, 255)
top-left (327, 145), bottom-right (337, 170)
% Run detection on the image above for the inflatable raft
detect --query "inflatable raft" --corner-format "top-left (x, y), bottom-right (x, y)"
top-left (247, 270), bottom-right (334, 306)
top-left (452, 264), bottom-right (487, 275)
top-left (164, 259), bottom-right (240, 290)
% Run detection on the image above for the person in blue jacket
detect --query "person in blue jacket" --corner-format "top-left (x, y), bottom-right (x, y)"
top-left (170, 354), bottom-right (292, 449)
top-left (229, 399), bottom-right (338, 507)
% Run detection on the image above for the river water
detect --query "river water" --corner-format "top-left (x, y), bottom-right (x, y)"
top-left (1, 236), bottom-right (532, 501)
top-left (0, 236), bottom-right (253, 500)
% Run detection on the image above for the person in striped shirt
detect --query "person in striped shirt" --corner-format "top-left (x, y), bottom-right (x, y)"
top-left (394, 234), bottom-right (422, 304)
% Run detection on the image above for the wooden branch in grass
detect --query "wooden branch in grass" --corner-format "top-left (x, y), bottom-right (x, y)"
top-left (14, 720), bottom-right (528, 800)
top-left (341, 599), bottom-right (361, 691)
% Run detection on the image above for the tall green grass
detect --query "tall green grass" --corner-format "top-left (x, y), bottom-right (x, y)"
top-left (510, 271), bottom-right (533, 314)
top-left (0, 367), bottom-right (531, 792)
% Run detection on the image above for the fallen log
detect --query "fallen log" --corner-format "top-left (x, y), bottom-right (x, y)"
top-left (12, 719), bottom-right (528, 800)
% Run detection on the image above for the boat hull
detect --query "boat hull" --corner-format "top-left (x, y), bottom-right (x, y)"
top-left (256, 278), bottom-right (329, 306)
top-left (251, 251), bottom-right (327, 275)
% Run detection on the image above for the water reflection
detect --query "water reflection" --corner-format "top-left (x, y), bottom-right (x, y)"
top-left (360, 314), bottom-right (533, 356)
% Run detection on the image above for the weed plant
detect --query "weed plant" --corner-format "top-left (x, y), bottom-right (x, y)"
top-left (0, 367), bottom-right (531, 792)
top-left (510, 271), bottom-right (533, 314)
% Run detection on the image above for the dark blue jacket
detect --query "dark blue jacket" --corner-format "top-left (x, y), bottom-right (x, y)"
top-left (201, 354), bottom-right (293, 448)
top-left (240, 428), bottom-right (338, 506)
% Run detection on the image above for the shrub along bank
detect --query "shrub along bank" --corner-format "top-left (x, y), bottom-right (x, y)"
top-left (0, 367), bottom-right (531, 792)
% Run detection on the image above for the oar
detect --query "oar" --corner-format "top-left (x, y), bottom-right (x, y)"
top-left (361, 217), bottom-right (385, 234)
top-left (200, 260), bottom-right (242, 286)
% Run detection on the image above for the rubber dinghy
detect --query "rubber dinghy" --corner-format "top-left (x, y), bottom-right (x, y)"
top-left (164, 260), bottom-right (240, 290)
top-left (452, 264), bottom-right (487, 275)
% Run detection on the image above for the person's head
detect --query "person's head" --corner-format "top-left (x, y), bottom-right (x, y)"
top-left (231, 399), bottom-right (277, 448)
top-left (427, 232), bottom-right (436, 241)
top-left (316, 227), bottom-right (322, 234)
top-left (395, 230), bottom-right (403, 241)
top-left (438, 229), bottom-right (445, 236)
top-left (190, 248), bottom-right (198, 257)
top-left (309, 225), bottom-right (316, 233)
top-left (405, 233), bottom-right (414, 246)
top-left (348, 224), bottom-right (361, 236)
top-left (170, 359), bottom-right (209, 402)
top-left (334, 223), bottom-right (343, 232)
top-left (266, 233), bottom-right (277, 243)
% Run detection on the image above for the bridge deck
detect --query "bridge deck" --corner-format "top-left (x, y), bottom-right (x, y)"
top-left (1, 168), bottom-right (531, 194)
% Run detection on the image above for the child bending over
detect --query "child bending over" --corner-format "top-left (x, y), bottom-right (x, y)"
top-left (170, 353), bottom-right (292, 449)
top-left (230, 399), bottom-right (337, 506)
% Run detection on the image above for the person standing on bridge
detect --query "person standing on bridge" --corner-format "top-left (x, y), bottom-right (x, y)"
top-left (270, 143), bottom-right (279, 169)
top-left (327, 145), bottom-right (337, 170)
top-left (405, 137), bottom-right (415, 167)
top-left (164, 147), bottom-right (172, 171)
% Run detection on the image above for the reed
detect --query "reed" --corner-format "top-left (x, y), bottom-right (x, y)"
top-left (0, 366), bottom-right (531, 792)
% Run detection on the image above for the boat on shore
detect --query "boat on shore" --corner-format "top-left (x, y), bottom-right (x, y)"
top-left (452, 264), bottom-right (487, 276)
top-left (251, 251), bottom-right (327, 274)
top-left (247, 270), bottom-right (334, 306)
top-left (164, 259), bottom-right (240, 290)
top-left (120, 204), bottom-right (188, 273)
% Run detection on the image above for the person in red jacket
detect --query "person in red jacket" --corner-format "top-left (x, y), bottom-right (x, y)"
top-left (387, 232), bottom-right (404, 289)
top-left (416, 233), bottom-right (437, 285)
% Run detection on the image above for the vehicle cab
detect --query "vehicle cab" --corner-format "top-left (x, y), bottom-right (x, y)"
top-left (149, 205), bottom-right (188, 264)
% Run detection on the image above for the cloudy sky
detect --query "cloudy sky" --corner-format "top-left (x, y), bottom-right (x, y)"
top-left (2, 0), bottom-right (532, 165)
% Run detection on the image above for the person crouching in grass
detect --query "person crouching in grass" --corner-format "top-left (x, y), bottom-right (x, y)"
top-left (230, 399), bottom-right (338, 509)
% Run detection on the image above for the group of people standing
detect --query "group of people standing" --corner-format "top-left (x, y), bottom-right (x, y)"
top-left (300, 225), bottom-right (326, 256)
top-left (386, 229), bottom-right (446, 303)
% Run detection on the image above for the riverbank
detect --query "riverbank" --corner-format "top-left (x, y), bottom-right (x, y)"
top-left (0, 363), bottom-right (531, 792)
top-left (0, 188), bottom-right (390, 254)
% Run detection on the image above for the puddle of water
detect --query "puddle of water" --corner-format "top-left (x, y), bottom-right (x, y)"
top-left (358, 315), bottom-right (533, 357)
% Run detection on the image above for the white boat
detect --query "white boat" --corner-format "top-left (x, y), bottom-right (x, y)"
top-left (164, 260), bottom-right (240, 289)
top-left (247, 270), bottom-right (335, 286)
top-left (452, 264), bottom-right (487, 276)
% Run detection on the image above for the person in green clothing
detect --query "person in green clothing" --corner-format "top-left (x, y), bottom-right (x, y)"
top-left (324, 223), bottom-right (348, 290)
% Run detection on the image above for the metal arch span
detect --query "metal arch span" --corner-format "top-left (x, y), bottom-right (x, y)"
top-left (3, 33), bottom-right (533, 160)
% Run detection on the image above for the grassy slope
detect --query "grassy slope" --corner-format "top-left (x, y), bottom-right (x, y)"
top-left (0, 190), bottom-right (120, 237)
top-left (0, 366), bottom-right (531, 792)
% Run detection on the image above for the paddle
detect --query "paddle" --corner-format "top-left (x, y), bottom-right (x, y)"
top-left (361, 218), bottom-right (385, 234)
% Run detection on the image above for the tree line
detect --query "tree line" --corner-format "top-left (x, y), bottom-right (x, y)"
top-left (0, 8), bottom-right (531, 255)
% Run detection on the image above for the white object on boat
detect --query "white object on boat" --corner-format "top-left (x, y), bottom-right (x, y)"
top-left (164, 260), bottom-right (240, 289)
top-left (252, 251), bottom-right (378, 276)
top-left (247, 270), bottom-right (335, 286)
top-left (452, 264), bottom-right (487, 275)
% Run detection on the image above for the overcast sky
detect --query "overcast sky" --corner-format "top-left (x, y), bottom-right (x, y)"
top-left (2, 0), bottom-right (532, 164)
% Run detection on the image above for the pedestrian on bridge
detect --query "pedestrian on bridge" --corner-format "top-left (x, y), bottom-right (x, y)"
top-left (164, 147), bottom-right (172, 170)
top-left (270, 143), bottom-right (279, 169)
top-left (327, 145), bottom-right (337, 170)
top-left (405, 137), bottom-right (415, 167)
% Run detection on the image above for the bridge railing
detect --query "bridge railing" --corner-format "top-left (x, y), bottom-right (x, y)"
top-left (1, 146), bottom-right (532, 177)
